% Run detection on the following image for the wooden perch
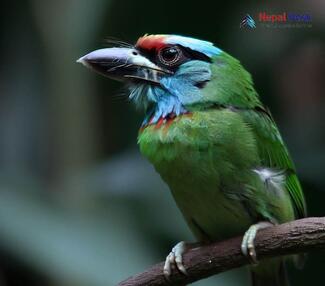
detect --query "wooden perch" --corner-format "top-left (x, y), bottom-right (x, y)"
top-left (118, 217), bottom-right (325, 286)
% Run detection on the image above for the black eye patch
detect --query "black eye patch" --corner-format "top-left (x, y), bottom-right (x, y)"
top-left (136, 45), bottom-right (211, 72)
top-left (181, 47), bottom-right (212, 63)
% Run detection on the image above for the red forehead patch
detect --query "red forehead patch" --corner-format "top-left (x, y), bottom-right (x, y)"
top-left (136, 34), bottom-right (167, 51)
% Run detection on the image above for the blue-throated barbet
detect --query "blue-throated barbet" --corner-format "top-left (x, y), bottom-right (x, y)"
top-left (78, 34), bottom-right (307, 286)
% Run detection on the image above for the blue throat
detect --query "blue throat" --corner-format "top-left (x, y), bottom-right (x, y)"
top-left (141, 91), bottom-right (188, 126)
top-left (128, 60), bottom-right (212, 127)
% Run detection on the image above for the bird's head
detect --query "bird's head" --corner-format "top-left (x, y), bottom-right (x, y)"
top-left (78, 34), bottom-right (260, 125)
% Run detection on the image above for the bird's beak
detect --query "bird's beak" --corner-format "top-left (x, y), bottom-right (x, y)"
top-left (77, 48), bottom-right (170, 85)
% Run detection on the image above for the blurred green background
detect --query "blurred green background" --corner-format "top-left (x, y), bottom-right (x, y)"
top-left (0, 0), bottom-right (324, 285)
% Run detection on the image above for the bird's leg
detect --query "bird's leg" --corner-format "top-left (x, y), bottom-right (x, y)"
top-left (163, 241), bottom-right (200, 279)
top-left (241, 221), bottom-right (273, 264)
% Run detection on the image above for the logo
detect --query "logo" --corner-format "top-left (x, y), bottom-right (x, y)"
top-left (259, 12), bottom-right (287, 22)
top-left (240, 12), bottom-right (312, 29)
top-left (240, 14), bottom-right (256, 29)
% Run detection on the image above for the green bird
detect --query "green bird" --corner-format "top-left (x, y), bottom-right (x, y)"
top-left (78, 34), bottom-right (307, 286)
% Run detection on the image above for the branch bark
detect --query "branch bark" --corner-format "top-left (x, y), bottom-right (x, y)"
top-left (118, 217), bottom-right (325, 286)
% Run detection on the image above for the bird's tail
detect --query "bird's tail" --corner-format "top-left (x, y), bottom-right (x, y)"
top-left (250, 259), bottom-right (289, 286)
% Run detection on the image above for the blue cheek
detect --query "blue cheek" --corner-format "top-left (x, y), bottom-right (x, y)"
top-left (161, 61), bottom-right (212, 104)
top-left (137, 61), bottom-right (212, 126)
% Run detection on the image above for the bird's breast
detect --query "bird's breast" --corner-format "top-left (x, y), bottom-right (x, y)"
top-left (138, 109), bottom-right (259, 240)
top-left (138, 109), bottom-right (258, 170)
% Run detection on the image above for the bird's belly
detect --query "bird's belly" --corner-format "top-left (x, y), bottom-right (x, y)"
top-left (160, 158), bottom-right (253, 242)
top-left (138, 111), bottom-right (260, 241)
top-left (143, 141), bottom-right (253, 241)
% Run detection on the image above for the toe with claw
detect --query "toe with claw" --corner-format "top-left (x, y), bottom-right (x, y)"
top-left (241, 221), bottom-right (273, 264)
top-left (163, 241), bottom-right (189, 279)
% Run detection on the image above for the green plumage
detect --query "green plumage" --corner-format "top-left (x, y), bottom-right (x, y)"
top-left (138, 51), bottom-right (306, 285)
top-left (139, 108), bottom-right (295, 237)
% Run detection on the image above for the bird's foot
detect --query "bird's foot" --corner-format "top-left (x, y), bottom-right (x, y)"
top-left (163, 241), bottom-right (190, 279)
top-left (241, 221), bottom-right (273, 264)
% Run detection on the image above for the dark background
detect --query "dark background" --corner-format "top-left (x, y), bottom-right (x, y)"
top-left (0, 0), bottom-right (324, 285)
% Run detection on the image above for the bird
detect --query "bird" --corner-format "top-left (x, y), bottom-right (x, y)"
top-left (78, 34), bottom-right (307, 286)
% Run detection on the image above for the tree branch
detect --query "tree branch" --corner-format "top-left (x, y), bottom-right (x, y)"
top-left (118, 217), bottom-right (325, 286)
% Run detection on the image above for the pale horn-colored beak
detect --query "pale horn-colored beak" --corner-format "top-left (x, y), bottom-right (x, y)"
top-left (77, 47), bottom-right (170, 84)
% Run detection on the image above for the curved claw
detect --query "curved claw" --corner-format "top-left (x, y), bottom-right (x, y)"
top-left (241, 221), bottom-right (273, 264)
top-left (163, 241), bottom-right (188, 279)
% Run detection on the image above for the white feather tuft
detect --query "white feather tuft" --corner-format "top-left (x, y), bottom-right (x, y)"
top-left (253, 168), bottom-right (286, 194)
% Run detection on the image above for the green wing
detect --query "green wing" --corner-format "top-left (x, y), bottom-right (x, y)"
top-left (241, 108), bottom-right (307, 219)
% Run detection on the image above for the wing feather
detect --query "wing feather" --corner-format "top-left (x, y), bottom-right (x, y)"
top-left (241, 108), bottom-right (307, 219)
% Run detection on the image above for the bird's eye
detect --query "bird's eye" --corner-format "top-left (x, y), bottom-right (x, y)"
top-left (158, 46), bottom-right (182, 66)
